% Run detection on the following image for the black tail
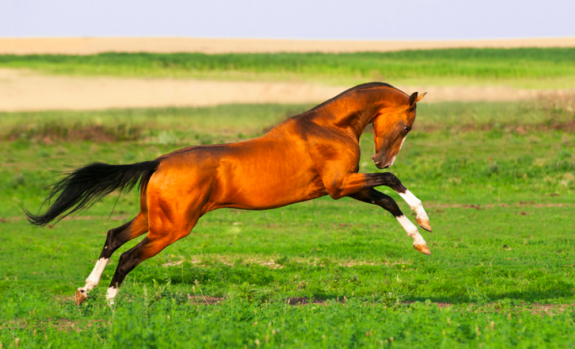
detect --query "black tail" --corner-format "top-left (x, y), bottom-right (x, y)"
top-left (26, 160), bottom-right (161, 226)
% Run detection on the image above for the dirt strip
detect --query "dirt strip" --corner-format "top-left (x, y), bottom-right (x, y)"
top-left (2, 201), bottom-right (571, 224)
top-left (0, 69), bottom-right (344, 111)
top-left (1, 37), bottom-right (574, 55)
top-left (170, 296), bottom-right (575, 315)
top-left (426, 202), bottom-right (575, 209)
top-left (2, 69), bottom-right (573, 112)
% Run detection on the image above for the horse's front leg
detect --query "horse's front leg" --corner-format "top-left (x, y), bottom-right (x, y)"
top-left (349, 188), bottom-right (430, 255)
top-left (325, 172), bottom-right (431, 232)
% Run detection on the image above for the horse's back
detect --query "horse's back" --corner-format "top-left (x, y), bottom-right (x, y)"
top-left (147, 122), bottom-right (326, 212)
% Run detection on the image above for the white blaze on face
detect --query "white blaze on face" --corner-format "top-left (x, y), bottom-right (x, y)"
top-left (396, 215), bottom-right (426, 245)
top-left (389, 135), bottom-right (407, 167)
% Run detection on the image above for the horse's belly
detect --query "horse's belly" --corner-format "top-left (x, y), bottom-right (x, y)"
top-left (210, 159), bottom-right (326, 210)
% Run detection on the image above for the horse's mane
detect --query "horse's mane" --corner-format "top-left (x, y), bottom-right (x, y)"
top-left (306, 82), bottom-right (407, 114)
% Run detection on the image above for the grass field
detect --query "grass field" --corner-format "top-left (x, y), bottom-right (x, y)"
top-left (2, 98), bottom-right (573, 142)
top-left (2, 48), bottom-right (575, 88)
top-left (1, 99), bottom-right (575, 347)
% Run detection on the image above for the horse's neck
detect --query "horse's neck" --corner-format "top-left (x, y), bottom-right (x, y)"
top-left (318, 92), bottom-right (387, 138)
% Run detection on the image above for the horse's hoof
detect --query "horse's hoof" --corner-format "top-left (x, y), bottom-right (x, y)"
top-left (75, 289), bottom-right (88, 306)
top-left (414, 244), bottom-right (431, 255)
top-left (416, 217), bottom-right (432, 232)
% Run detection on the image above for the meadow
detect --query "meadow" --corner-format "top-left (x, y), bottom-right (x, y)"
top-left (1, 96), bottom-right (575, 347)
top-left (2, 48), bottom-right (575, 88)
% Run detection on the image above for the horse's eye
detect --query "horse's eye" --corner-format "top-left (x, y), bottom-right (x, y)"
top-left (403, 126), bottom-right (409, 133)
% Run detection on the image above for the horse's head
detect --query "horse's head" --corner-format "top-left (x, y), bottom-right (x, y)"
top-left (371, 91), bottom-right (426, 169)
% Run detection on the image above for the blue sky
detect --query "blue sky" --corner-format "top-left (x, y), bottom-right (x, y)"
top-left (2, 0), bottom-right (574, 40)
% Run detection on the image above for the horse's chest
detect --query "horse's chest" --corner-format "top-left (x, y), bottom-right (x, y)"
top-left (305, 176), bottom-right (329, 200)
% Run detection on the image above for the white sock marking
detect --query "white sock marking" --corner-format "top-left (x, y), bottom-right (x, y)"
top-left (398, 190), bottom-right (429, 221)
top-left (106, 287), bottom-right (119, 303)
top-left (79, 258), bottom-right (109, 294)
top-left (78, 258), bottom-right (109, 296)
top-left (396, 215), bottom-right (426, 245)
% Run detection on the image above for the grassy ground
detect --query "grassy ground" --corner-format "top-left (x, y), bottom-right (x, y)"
top-left (1, 101), bottom-right (575, 348)
top-left (2, 98), bottom-right (573, 142)
top-left (2, 48), bottom-right (575, 88)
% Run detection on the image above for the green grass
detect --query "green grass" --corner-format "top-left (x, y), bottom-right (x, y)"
top-left (0, 104), bottom-right (306, 143)
top-left (2, 48), bottom-right (575, 88)
top-left (1, 99), bottom-right (573, 143)
top-left (1, 102), bottom-right (575, 348)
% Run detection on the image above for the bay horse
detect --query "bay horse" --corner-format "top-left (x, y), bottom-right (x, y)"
top-left (26, 82), bottom-right (432, 306)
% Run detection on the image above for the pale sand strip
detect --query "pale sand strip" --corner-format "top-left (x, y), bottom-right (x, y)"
top-left (1, 37), bottom-right (574, 55)
top-left (1, 69), bottom-right (571, 112)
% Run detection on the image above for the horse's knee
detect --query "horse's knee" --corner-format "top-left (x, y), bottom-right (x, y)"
top-left (116, 251), bottom-right (130, 269)
top-left (100, 229), bottom-right (120, 258)
top-left (383, 173), bottom-right (406, 193)
top-left (377, 196), bottom-right (402, 217)
top-left (101, 225), bottom-right (130, 257)
top-left (117, 246), bottom-right (143, 270)
top-left (104, 229), bottom-right (118, 248)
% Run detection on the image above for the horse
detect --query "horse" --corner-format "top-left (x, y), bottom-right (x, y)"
top-left (26, 82), bottom-right (431, 306)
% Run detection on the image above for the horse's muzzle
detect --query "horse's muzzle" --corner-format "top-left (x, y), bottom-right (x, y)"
top-left (371, 153), bottom-right (390, 169)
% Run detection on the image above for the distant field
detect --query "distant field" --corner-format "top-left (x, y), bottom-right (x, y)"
top-left (2, 100), bottom-right (573, 142)
top-left (2, 48), bottom-right (575, 88)
top-left (2, 37), bottom-right (575, 55)
top-left (1, 101), bottom-right (574, 347)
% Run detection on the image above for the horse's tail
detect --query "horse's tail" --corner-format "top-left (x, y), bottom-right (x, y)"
top-left (25, 159), bottom-right (161, 226)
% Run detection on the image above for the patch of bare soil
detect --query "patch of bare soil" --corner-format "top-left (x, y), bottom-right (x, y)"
top-left (187, 295), bottom-right (224, 305)
top-left (161, 255), bottom-right (410, 270)
top-left (4, 125), bottom-right (143, 142)
top-left (150, 296), bottom-right (575, 314)
top-left (403, 301), bottom-right (453, 309)
top-left (0, 69), bottom-right (345, 112)
top-left (0, 318), bottom-right (105, 332)
top-left (0, 214), bottom-right (132, 224)
top-left (5, 200), bottom-right (571, 225)
top-left (286, 297), bottom-right (329, 306)
top-left (2, 69), bottom-right (573, 112)
top-left (427, 202), bottom-right (575, 209)
top-left (60, 214), bottom-right (132, 222)
top-left (528, 303), bottom-right (575, 316)
top-left (1, 37), bottom-right (574, 55)
top-left (417, 120), bottom-right (575, 133)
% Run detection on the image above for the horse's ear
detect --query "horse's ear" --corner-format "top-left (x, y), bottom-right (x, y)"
top-left (416, 92), bottom-right (427, 102)
top-left (408, 92), bottom-right (427, 108)
top-left (408, 92), bottom-right (418, 108)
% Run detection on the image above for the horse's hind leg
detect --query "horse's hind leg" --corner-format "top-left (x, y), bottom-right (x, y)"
top-left (75, 212), bottom-right (148, 305)
top-left (105, 186), bottom-right (206, 303)
top-left (104, 215), bottom-right (200, 303)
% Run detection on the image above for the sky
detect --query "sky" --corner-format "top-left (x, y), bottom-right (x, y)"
top-left (2, 0), bottom-right (574, 40)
